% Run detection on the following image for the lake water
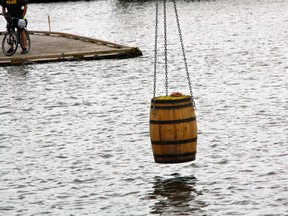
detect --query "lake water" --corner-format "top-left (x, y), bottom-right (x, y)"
top-left (0, 0), bottom-right (287, 215)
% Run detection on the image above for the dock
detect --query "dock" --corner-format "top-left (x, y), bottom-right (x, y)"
top-left (0, 31), bottom-right (142, 66)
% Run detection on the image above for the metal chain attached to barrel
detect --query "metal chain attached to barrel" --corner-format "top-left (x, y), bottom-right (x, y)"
top-left (152, 0), bottom-right (159, 114)
top-left (163, 0), bottom-right (168, 96)
top-left (153, 0), bottom-right (159, 100)
top-left (153, 0), bottom-right (196, 109)
top-left (172, 0), bottom-right (195, 109)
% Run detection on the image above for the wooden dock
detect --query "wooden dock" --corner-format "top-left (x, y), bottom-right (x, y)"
top-left (0, 31), bottom-right (142, 66)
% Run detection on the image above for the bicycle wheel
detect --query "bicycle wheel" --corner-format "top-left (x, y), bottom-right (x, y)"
top-left (2, 31), bottom-right (18, 56)
top-left (19, 30), bottom-right (31, 52)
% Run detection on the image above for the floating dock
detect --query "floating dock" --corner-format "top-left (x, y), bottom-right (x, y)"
top-left (0, 30), bottom-right (142, 66)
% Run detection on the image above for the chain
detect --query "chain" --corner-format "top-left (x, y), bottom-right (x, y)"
top-left (172, 0), bottom-right (196, 109)
top-left (153, 0), bottom-right (195, 108)
top-left (163, 0), bottom-right (168, 96)
top-left (152, 0), bottom-right (160, 114)
top-left (153, 0), bottom-right (159, 99)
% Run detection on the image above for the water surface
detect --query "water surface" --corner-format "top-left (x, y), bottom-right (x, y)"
top-left (0, 0), bottom-right (287, 215)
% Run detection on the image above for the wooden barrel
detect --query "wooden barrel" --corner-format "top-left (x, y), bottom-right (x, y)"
top-left (149, 95), bottom-right (197, 163)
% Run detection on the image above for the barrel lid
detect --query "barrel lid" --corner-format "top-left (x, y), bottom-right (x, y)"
top-left (151, 95), bottom-right (192, 104)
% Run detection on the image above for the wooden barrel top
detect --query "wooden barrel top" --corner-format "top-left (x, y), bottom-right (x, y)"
top-left (0, 30), bottom-right (142, 66)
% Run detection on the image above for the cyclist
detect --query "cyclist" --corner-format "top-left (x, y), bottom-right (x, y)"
top-left (1, 0), bottom-right (28, 54)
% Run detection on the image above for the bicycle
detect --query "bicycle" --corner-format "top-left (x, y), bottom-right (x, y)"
top-left (0, 13), bottom-right (31, 56)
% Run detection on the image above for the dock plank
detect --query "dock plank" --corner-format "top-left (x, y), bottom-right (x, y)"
top-left (0, 31), bottom-right (142, 66)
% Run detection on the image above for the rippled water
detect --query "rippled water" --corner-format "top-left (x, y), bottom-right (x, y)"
top-left (0, 0), bottom-right (287, 215)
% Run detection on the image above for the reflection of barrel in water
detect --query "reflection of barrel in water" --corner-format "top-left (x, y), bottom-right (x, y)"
top-left (149, 173), bottom-right (204, 215)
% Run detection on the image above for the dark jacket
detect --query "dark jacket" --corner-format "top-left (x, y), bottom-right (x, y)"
top-left (1, 0), bottom-right (28, 18)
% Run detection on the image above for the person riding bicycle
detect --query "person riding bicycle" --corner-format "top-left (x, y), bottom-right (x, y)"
top-left (1, 0), bottom-right (28, 54)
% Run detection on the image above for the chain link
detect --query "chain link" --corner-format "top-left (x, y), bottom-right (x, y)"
top-left (153, 0), bottom-right (159, 99)
top-left (172, 0), bottom-right (196, 108)
top-left (163, 0), bottom-right (168, 96)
